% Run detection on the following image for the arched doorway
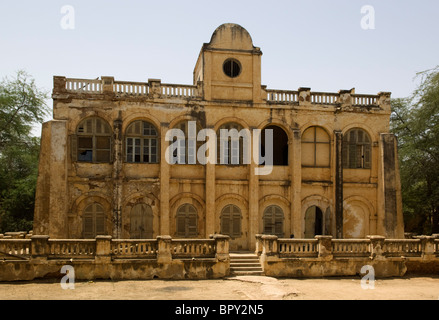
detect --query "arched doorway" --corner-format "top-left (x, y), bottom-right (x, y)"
top-left (305, 206), bottom-right (323, 238)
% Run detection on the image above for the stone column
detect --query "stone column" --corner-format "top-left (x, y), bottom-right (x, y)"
top-left (45, 121), bottom-right (69, 238)
top-left (205, 126), bottom-right (216, 236)
top-left (248, 133), bottom-right (259, 250)
top-left (291, 129), bottom-right (302, 238)
top-left (157, 235), bottom-right (172, 264)
top-left (112, 116), bottom-right (123, 239)
top-left (379, 134), bottom-right (404, 238)
top-left (160, 123), bottom-right (171, 235)
top-left (334, 131), bottom-right (343, 239)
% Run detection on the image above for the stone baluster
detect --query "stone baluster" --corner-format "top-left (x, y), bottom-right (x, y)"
top-left (261, 235), bottom-right (278, 259)
top-left (316, 235), bottom-right (333, 260)
top-left (416, 236), bottom-right (435, 261)
top-left (95, 235), bottom-right (112, 263)
top-left (157, 235), bottom-right (172, 264)
top-left (31, 235), bottom-right (50, 261)
top-left (149, 79), bottom-right (162, 99)
top-left (378, 91), bottom-right (392, 112)
top-left (338, 88), bottom-right (354, 108)
top-left (255, 234), bottom-right (263, 256)
top-left (101, 76), bottom-right (114, 95)
top-left (367, 235), bottom-right (386, 260)
top-left (298, 87), bottom-right (311, 106)
top-left (214, 235), bottom-right (230, 262)
top-left (53, 76), bottom-right (67, 94)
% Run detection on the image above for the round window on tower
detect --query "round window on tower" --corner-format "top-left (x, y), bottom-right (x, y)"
top-left (223, 59), bottom-right (241, 78)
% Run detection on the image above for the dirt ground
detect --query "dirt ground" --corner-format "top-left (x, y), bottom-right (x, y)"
top-left (1, 275), bottom-right (438, 300)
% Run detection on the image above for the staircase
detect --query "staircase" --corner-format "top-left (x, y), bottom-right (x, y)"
top-left (230, 252), bottom-right (264, 276)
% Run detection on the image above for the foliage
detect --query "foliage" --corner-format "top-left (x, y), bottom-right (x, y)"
top-left (0, 71), bottom-right (49, 233)
top-left (391, 66), bottom-right (439, 235)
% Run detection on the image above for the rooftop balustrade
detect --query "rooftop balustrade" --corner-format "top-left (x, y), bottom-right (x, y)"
top-left (54, 76), bottom-right (386, 109)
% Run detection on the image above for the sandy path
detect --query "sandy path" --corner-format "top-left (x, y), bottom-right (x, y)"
top-left (1, 276), bottom-right (438, 300)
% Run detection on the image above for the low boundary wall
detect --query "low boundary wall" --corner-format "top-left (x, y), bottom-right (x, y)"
top-left (1, 234), bottom-right (438, 281)
top-left (0, 235), bottom-right (230, 281)
top-left (255, 235), bottom-right (439, 278)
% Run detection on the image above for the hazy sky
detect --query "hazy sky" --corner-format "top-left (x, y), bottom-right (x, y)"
top-left (1, 0), bottom-right (438, 131)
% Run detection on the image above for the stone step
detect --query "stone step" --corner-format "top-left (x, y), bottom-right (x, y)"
top-left (230, 258), bottom-right (260, 263)
top-left (229, 252), bottom-right (264, 276)
top-left (231, 270), bottom-right (264, 276)
top-left (230, 255), bottom-right (259, 260)
top-left (230, 262), bottom-right (261, 267)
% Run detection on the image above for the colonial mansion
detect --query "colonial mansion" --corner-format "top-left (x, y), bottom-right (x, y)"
top-left (33, 23), bottom-right (404, 251)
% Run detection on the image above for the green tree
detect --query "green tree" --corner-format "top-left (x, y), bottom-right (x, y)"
top-left (0, 71), bottom-right (49, 233)
top-left (391, 66), bottom-right (439, 235)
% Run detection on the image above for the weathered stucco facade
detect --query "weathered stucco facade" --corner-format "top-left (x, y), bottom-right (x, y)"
top-left (33, 23), bottom-right (404, 250)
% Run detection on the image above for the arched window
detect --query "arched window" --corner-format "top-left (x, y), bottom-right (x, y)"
top-left (301, 126), bottom-right (330, 167)
top-left (304, 206), bottom-right (323, 239)
top-left (220, 205), bottom-right (242, 238)
top-left (217, 122), bottom-right (249, 165)
top-left (83, 203), bottom-right (106, 238)
top-left (343, 129), bottom-right (371, 169)
top-left (261, 125), bottom-right (289, 166)
top-left (74, 117), bottom-right (112, 163)
top-left (176, 204), bottom-right (197, 237)
top-left (263, 205), bottom-right (284, 237)
top-left (130, 204), bottom-right (153, 239)
top-left (125, 121), bottom-right (158, 163)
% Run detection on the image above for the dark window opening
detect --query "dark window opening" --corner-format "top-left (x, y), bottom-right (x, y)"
top-left (305, 206), bottom-right (324, 238)
top-left (223, 59), bottom-right (241, 78)
top-left (75, 118), bottom-right (112, 163)
top-left (261, 125), bottom-right (289, 166)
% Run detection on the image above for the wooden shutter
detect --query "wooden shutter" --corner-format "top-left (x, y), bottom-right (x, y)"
top-left (145, 207), bottom-right (154, 239)
top-left (342, 137), bottom-right (348, 168)
top-left (187, 214), bottom-right (197, 236)
top-left (263, 210), bottom-right (273, 234)
top-left (71, 135), bottom-right (78, 162)
top-left (364, 144), bottom-right (371, 169)
top-left (221, 214), bottom-right (230, 235)
top-left (348, 144), bottom-right (356, 168)
top-left (83, 213), bottom-right (94, 239)
top-left (95, 212), bottom-right (105, 235)
top-left (177, 215), bottom-right (186, 236)
top-left (232, 214), bottom-right (241, 237)
top-left (274, 207), bottom-right (284, 237)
